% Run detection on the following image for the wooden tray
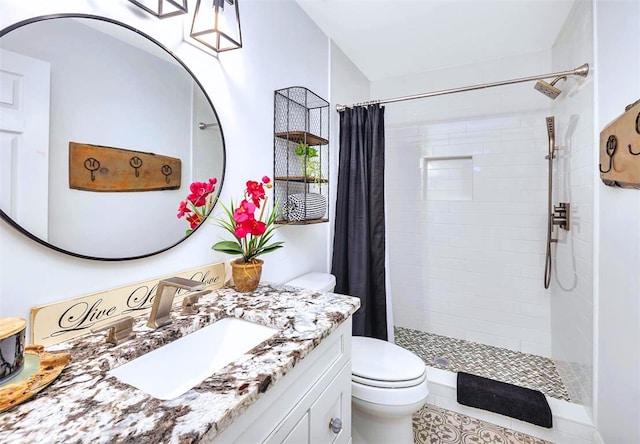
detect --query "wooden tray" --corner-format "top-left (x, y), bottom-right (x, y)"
top-left (0, 345), bottom-right (70, 413)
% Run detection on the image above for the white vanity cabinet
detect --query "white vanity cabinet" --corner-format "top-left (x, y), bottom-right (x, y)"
top-left (211, 318), bottom-right (352, 444)
top-left (268, 358), bottom-right (351, 444)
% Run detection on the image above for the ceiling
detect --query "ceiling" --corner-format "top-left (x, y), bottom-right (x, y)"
top-left (296, 0), bottom-right (576, 82)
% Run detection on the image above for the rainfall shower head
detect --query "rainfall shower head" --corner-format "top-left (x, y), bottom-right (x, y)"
top-left (534, 75), bottom-right (568, 99)
top-left (534, 80), bottom-right (561, 99)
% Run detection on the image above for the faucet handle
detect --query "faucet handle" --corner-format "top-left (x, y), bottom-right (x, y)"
top-left (181, 289), bottom-right (212, 315)
top-left (91, 316), bottom-right (135, 345)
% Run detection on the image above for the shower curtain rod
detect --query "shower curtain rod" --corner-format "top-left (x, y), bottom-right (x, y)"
top-left (335, 63), bottom-right (589, 112)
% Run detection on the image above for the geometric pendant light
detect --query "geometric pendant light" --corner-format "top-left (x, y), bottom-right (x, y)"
top-left (190, 0), bottom-right (243, 53)
top-left (129, 0), bottom-right (188, 19)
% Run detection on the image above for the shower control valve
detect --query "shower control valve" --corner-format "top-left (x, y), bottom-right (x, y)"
top-left (552, 202), bottom-right (570, 231)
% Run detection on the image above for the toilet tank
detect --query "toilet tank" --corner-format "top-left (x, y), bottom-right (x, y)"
top-left (285, 272), bottom-right (336, 292)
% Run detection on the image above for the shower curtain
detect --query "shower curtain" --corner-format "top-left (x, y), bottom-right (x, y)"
top-left (331, 105), bottom-right (387, 340)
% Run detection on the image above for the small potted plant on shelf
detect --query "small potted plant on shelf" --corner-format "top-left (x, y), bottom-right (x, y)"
top-left (295, 142), bottom-right (322, 181)
top-left (177, 176), bottom-right (283, 292)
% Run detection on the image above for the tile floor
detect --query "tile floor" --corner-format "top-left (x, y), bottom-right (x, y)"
top-left (395, 327), bottom-right (571, 401)
top-left (413, 404), bottom-right (553, 444)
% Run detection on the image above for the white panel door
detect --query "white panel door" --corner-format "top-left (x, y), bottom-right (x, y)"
top-left (0, 48), bottom-right (50, 240)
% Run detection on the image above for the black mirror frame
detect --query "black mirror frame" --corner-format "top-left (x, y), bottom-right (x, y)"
top-left (0, 13), bottom-right (226, 261)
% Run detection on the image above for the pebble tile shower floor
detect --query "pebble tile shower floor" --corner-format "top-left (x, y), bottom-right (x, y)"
top-left (395, 327), bottom-right (571, 401)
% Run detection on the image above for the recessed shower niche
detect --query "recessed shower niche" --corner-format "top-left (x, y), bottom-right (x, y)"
top-left (421, 156), bottom-right (473, 201)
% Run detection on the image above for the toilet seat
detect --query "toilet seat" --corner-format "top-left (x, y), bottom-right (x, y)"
top-left (351, 336), bottom-right (428, 406)
top-left (352, 374), bottom-right (429, 406)
top-left (352, 371), bottom-right (426, 389)
top-left (351, 336), bottom-right (426, 385)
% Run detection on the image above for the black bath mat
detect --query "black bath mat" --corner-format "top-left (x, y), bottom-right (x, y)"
top-left (457, 372), bottom-right (552, 428)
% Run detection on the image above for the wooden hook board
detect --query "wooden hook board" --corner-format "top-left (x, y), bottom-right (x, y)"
top-left (69, 142), bottom-right (182, 192)
top-left (599, 99), bottom-right (640, 189)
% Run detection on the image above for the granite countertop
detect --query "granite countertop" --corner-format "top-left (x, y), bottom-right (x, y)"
top-left (0, 284), bottom-right (360, 443)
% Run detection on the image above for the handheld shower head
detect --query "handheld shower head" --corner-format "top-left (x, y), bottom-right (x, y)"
top-left (534, 75), bottom-right (568, 100)
top-left (545, 116), bottom-right (555, 157)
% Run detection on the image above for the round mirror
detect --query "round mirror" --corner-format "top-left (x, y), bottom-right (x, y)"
top-left (0, 14), bottom-right (225, 260)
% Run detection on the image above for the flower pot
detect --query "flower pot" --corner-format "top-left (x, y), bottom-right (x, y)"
top-left (230, 258), bottom-right (264, 292)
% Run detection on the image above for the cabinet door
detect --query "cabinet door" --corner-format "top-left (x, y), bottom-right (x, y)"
top-left (281, 411), bottom-right (310, 444)
top-left (309, 363), bottom-right (351, 444)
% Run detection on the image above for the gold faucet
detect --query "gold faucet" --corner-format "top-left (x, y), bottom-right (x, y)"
top-left (147, 277), bottom-right (211, 328)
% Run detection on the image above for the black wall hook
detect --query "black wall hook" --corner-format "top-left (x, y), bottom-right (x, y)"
top-left (130, 156), bottom-right (143, 177)
top-left (630, 112), bottom-right (640, 155)
top-left (84, 157), bottom-right (100, 181)
top-left (600, 135), bottom-right (617, 173)
top-left (161, 164), bottom-right (173, 183)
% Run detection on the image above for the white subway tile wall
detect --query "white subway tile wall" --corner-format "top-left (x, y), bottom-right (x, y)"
top-left (386, 108), bottom-right (553, 356)
top-left (549, 0), bottom-right (595, 408)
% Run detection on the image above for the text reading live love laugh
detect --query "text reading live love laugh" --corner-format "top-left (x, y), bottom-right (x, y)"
top-left (30, 263), bottom-right (225, 346)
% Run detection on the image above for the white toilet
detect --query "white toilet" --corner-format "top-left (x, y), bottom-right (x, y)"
top-left (284, 272), bottom-right (336, 293)
top-left (285, 272), bottom-right (429, 444)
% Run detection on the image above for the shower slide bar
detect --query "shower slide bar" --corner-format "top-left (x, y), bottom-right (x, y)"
top-left (543, 116), bottom-right (570, 289)
top-left (335, 63), bottom-right (589, 111)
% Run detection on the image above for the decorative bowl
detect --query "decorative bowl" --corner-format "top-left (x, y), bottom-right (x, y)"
top-left (0, 318), bottom-right (27, 384)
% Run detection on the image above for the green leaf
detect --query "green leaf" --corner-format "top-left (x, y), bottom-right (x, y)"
top-left (212, 240), bottom-right (243, 255)
top-left (259, 242), bottom-right (284, 254)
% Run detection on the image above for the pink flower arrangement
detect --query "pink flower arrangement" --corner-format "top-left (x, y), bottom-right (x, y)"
top-left (177, 176), bottom-right (283, 263)
top-left (177, 177), bottom-right (218, 233)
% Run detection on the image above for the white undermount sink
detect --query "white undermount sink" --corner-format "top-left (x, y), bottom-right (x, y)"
top-left (108, 317), bottom-right (278, 400)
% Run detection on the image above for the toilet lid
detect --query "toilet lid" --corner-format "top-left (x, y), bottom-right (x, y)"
top-left (285, 272), bottom-right (336, 292)
top-left (351, 336), bottom-right (426, 387)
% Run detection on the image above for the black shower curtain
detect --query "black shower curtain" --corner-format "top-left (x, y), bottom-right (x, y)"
top-left (331, 105), bottom-right (387, 340)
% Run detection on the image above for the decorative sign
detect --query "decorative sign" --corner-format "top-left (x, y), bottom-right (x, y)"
top-left (68, 142), bottom-right (182, 192)
top-left (31, 263), bottom-right (225, 346)
top-left (599, 99), bottom-right (640, 189)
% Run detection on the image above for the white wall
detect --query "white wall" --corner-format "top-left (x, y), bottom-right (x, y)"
top-left (595, 0), bottom-right (640, 441)
top-left (549, 0), bottom-right (595, 410)
top-left (0, 0), bottom-right (332, 328)
top-left (375, 51), bottom-right (555, 355)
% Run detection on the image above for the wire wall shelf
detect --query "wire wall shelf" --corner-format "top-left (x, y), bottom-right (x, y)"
top-left (273, 86), bottom-right (329, 224)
